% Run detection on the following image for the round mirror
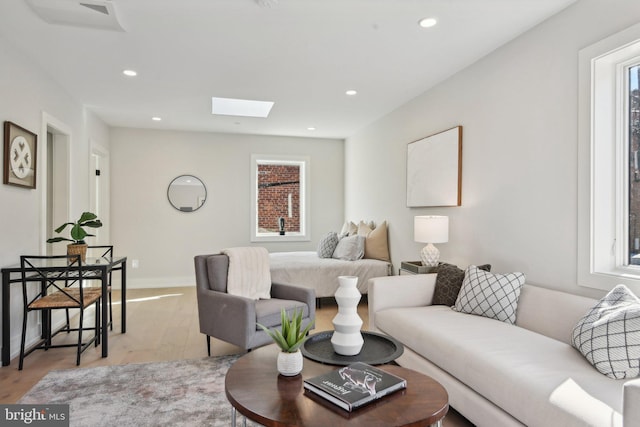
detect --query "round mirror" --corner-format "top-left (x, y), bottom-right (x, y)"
top-left (167, 175), bottom-right (207, 212)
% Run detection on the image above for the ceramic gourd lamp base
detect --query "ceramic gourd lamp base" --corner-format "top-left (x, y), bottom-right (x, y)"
top-left (331, 275), bottom-right (364, 356)
top-left (277, 350), bottom-right (303, 376)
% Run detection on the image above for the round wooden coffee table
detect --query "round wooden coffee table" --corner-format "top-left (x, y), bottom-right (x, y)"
top-left (225, 344), bottom-right (449, 427)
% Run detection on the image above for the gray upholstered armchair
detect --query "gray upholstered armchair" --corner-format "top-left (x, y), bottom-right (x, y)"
top-left (194, 253), bottom-right (316, 354)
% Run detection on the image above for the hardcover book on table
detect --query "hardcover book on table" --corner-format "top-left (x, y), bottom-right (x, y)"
top-left (303, 362), bottom-right (407, 412)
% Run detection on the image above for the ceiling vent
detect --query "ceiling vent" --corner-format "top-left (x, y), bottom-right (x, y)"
top-left (25, 0), bottom-right (124, 31)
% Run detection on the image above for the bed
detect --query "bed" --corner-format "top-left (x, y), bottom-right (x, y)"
top-left (269, 251), bottom-right (393, 299)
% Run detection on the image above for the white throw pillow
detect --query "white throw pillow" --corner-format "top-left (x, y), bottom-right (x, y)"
top-left (332, 235), bottom-right (365, 261)
top-left (453, 265), bottom-right (525, 324)
top-left (571, 284), bottom-right (640, 379)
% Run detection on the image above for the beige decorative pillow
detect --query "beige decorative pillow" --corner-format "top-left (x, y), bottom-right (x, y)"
top-left (340, 221), bottom-right (358, 237)
top-left (357, 220), bottom-right (390, 262)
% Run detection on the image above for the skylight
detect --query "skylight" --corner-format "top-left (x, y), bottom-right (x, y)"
top-left (211, 97), bottom-right (274, 118)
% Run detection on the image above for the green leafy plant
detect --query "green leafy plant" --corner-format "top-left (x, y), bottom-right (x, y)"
top-left (46, 211), bottom-right (103, 244)
top-left (258, 308), bottom-right (314, 353)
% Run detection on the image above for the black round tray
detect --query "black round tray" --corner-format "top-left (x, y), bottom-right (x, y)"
top-left (300, 330), bottom-right (404, 366)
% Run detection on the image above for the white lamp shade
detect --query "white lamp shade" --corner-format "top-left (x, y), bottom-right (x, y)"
top-left (414, 216), bottom-right (449, 243)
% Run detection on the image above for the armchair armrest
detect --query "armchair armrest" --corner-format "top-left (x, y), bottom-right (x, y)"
top-left (368, 274), bottom-right (437, 331)
top-left (196, 287), bottom-right (256, 347)
top-left (271, 282), bottom-right (316, 326)
top-left (624, 378), bottom-right (640, 426)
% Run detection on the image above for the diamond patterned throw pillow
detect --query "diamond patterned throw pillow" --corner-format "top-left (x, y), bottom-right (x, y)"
top-left (571, 284), bottom-right (640, 379)
top-left (433, 263), bottom-right (492, 306)
top-left (317, 232), bottom-right (339, 258)
top-left (453, 266), bottom-right (525, 324)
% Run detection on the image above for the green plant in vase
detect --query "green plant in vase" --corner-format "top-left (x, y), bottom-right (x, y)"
top-left (258, 308), bottom-right (314, 376)
top-left (47, 211), bottom-right (103, 261)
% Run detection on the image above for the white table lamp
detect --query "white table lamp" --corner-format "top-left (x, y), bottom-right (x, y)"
top-left (414, 216), bottom-right (449, 267)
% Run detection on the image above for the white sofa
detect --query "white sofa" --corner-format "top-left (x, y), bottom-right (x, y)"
top-left (368, 273), bottom-right (640, 427)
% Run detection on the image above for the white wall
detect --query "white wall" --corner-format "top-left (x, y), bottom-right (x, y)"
top-left (110, 128), bottom-right (344, 288)
top-left (345, 0), bottom-right (640, 298)
top-left (0, 35), bottom-right (110, 361)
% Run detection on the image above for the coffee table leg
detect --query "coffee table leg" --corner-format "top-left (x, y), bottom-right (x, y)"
top-left (231, 407), bottom-right (236, 426)
top-left (431, 420), bottom-right (443, 427)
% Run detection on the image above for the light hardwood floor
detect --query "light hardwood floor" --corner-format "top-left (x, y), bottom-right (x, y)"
top-left (0, 287), bottom-right (473, 426)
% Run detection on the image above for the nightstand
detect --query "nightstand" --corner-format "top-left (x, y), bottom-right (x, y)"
top-left (399, 261), bottom-right (441, 275)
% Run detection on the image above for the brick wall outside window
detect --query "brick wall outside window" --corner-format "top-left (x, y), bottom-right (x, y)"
top-left (257, 164), bottom-right (300, 233)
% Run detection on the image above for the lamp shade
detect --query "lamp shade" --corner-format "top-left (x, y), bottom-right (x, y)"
top-left (414, 216), bottom-right (449, 243)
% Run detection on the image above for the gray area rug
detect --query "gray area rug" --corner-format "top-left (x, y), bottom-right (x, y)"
top-left (19, 355), bottom-right (261, 426)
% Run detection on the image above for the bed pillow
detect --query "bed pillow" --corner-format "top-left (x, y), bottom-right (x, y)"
top-left (357, 220), bottom-right (390, 262)
top-left (332, 235), bottom-right (365, 261)
top-left (317, 232), bottom-right (339, 258)
top-left (432, 263), bottom-right (491, 306)
top-left (339, 221), bottom-right (358, 237)
top-left (571, 284), bottom-right (640, 379)
top-left (453, 265), bottom-right (525, 324)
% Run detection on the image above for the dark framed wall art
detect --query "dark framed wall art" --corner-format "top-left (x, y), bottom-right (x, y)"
top-left (3, 121), bottom-right (37, 189)
top-left (406, 126), bottom-right (462, 207)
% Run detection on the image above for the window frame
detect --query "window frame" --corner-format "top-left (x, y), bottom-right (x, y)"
top-left (250, 154), bottom-right (310, 242)
top-left (578, 23), bottom-right (640, 295)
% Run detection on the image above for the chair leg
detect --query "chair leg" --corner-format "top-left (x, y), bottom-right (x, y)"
top-left (206, 335), bottom-right (211, 357)
top-left (65, 308), bottom-right (71, 333)
top-left (95, 300), bottom-right (100, 347)
top-left (19, 309), bottom-right (28, 371)
top-left (76, 310), bottom-right (84, 366)
top-left (109, 290), bottom-right (113, 331)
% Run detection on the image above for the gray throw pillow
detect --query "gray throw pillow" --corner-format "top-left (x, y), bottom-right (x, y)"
top-left (332, 235), bottom-right (365, 261)
top-left (571, 284), bottom-right (640, 379)
top-left (317, 232), bottom-right (339, 258)
top-left (453, 265), bottom-right (525, 324)
top-left (432, 263), bottom-right (491, 306)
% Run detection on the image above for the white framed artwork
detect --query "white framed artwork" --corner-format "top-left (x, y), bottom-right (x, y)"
top-left (406, 126), bottom-right (462, 207)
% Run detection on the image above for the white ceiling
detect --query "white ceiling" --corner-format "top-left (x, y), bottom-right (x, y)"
top-left (0, 0), bottom-right (576, 139)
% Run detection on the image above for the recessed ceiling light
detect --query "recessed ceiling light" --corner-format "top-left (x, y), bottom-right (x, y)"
top-left (418, 18), bottom-right (437, 28)
top-left (307, 127), bottom-right (316, 131)
top-left (345, 90), bottom-right (357, 96)
top-left (212, 97), bottom-right (274, 118)
top-left (123, 69), bottom-right (137, 77)
top-left (151, 117), bottom-right (162, 121)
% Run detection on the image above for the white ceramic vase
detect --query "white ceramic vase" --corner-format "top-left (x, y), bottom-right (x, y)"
top-left (277, 350), bottom-right (303, 376)
top-left (331, 275), bottom-right (364, 356)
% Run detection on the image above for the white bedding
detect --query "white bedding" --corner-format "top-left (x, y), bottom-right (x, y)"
top-left (269, 251), bottom-right (393, 298)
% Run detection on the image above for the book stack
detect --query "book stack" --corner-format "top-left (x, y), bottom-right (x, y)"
top-left (303, 362), bottom-right (407, 412)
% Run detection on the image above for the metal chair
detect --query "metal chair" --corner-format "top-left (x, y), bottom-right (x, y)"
top-left (19, 254), bottom-right (102, 370)
top-left (87, 245), bottom-right (116, 331)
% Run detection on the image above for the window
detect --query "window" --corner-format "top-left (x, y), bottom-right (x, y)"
top-left (629, 65), bottom-right (640, 264)
top-left (250, 155), bottom-right (310, 242)
top-left (578, 23), bottom-right (640, 294)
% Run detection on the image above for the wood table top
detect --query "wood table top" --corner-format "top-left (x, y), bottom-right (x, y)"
top-left (225, 344), bottom-right (449, 427)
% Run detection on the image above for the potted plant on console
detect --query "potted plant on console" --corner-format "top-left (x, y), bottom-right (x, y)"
top-left (259, 308), bottom-right (314, 376)
top-left (46, 211), bottom-right (103, 262)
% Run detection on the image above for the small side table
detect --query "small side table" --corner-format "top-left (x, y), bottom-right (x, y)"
top-left (399, 260), bottom-right (440, 275)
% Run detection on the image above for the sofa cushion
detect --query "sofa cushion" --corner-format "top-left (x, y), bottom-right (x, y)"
top-left (454, 265), bottom-right (525, 324)
top-left (571, 284), bottom-right (640, 380)
top-left (376, 306), bottom-right (624, 427)
top-left (332, 235), bottom-right (365, 261)
top-left (433, 263), bottom-right (491, 306)
top-left (317, 232), bottom-right (339, 258)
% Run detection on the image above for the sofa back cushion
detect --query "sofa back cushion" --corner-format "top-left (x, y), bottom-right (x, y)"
top-left (516, 285), bottom-right (597, 345)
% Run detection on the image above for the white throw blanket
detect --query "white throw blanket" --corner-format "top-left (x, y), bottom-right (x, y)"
top-left (221, 247), bottom-right (271, 300)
